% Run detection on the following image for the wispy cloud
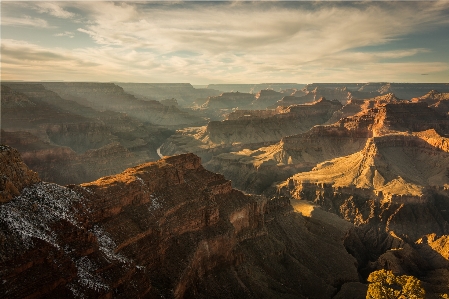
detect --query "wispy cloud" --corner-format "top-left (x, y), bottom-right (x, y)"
top-left (2, 16), bottom-right (53, 28)
top-left (2, 1), bottom-right (449, 83)
top-left (35, 2), bottom-right (76, 19)
top-left (54, 31), bottom-right (75, 38)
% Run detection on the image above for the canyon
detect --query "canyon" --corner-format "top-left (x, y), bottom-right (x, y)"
top-left (0, 146), bottom-right (361, 299)
top-left (2, 81), bottom-right (449, 298)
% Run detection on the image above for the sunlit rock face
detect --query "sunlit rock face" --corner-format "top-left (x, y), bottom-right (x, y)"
top-left (0, 150), bottom-right (361, 299)
top-left (412, 90), bottom-right (449, 115)
top-left (160, 98), bottom-right (342, 165)
top-left (206, 99), bottom-right (449, 194)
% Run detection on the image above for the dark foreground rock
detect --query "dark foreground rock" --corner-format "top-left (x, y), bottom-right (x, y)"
top-left (0, 146), bottom-right (360, 299)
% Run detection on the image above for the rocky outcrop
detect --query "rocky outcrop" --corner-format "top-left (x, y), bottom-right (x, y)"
top-left (414, 129), bottom-right (449, 152)
top-left (278, 134), bottom-right (449, 199)
top-left (203, 100), bottom-right (449, 196)
top-left (412, 90), bottom-right (449, 115)
top-left (1, 83), bottom-right (176, 185)
top-left (377, 102), bottom-right (449, 135)
top-left (276, 133), bottom-right (449, 293)
top-left (1, 130), bottom-right (164, 185)
top-left (275, 86), bottom-right (356, 106)
top-left (324, 93), bottom-right (401, 125)
top-left (0, 151), bottom-right (360, 298)
top-left (0, 145), bottom-right (40, 203)
top-left (251, 89), bottom-right (286, 108)
top-left (206, 98), bottom-right (342, 145)
top-left (310, 82), bottom-right (449, 100)
top-left (160, 99), bottom-right (342, 165)
top-left (202, 91), bottom-right (256, 110)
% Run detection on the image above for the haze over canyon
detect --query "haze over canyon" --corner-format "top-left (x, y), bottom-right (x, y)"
top-left (2, 1), bottom-right (449, 298)
top-left (2, 81), bottom-right (449, 298)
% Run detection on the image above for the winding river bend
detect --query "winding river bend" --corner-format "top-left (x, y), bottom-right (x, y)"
top-left (156, 146), bottom-right (163, 158)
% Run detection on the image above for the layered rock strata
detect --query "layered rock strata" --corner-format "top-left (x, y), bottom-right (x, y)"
top-left (276, 133), bottom-right (449, 295)
top-left (206, 100), bottom-right (449, 195)
top-left (40, 82), bottom-right (205, 128)
top-left (160, 99), bottom-right (342, 164)
top-left (1, 83), bottom-right (174, 185)
top-left (0, 148), bottom-right (360, 298)
top-left (116, 83), bottom-right (222, 107)
top-left (412, 90), bottom-right (449, 115)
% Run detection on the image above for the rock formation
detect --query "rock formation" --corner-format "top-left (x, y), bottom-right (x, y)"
top-left (40, 82), bottom-right (205, 128)
top-left (0, 145), bottom-right (40, 203)
top-left (202, 91), bottom-right (256, 111)
top-left (160, 99), bottom-right (342, 165)
top-left (0, 147), bottom-right (361, 298)
top-left (308, 82), bottom-right (449, 100)
top-left (1, 83), bottom-right (174, 185)
top-left (116, 83), bottom-right (222, 107)
top-left (206, 99), bottom-right (449, 195)
top-left (275, 86), bottom-right (355, 106)
top-left (412, 90), bottom-right (449, 115)
top-left (205, 83), bottom-right (306, 93)
top-left (273, 116), bottom-right (449, 295)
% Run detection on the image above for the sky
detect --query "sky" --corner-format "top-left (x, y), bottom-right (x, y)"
top-left (1, 1), bottom-right (449, 84)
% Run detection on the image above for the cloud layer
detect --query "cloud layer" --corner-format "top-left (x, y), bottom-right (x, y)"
top-left (2, 1), bottom-right (449, 83)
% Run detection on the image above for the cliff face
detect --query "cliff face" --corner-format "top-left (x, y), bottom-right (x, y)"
top-left (202, 92), bottom-right (256, 110)
top-left (1, 130), bottom-right (167, 186)
top-left (160, 99), bottom-right (342, 166)
top-left (40, 82), bottom-right (205, 128)
top-left (276, 133), bottom-right (449, 293)
top-left (0, 145), bottom-right (40, 203)
top-left (206, 98), bottom-right (342, 145)
top-left (411, 90), bottom-right (449, 115)
top-left (307, 82), bottom-right (449, 100)
top-left (1, 83), bottom-right (174, 185)
top-left (116, 83), bottom-right (222, 107)
top-left (202, 100), bottom-right (449, 198)
top-left (275, 86), bottom-right (361, 107)
top-left (0, 150), bottom-right (360, 299)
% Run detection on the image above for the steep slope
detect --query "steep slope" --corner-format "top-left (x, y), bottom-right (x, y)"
top-left (276, 134), bottom-right (449, 295)
top-left (0, 147), bottom-right (360, 299)
top-left (1, 83), bottom-right (115, 152)
top-left (0, 145), bottom-right (40, 203)
top-left (206, 100), bottom-right (449, 195)
top-left (279, 134), bottom-right (449, 199)
top-left (41, 82), bottom-right (205, 128)
top-left (275, 85), bottom-right (378, 107)
top-left (160, 99), bottom-right (342, 164)
top-left (324, 93), bottom-right (401, 125)
top-left (1, 83), bottom-right (174, 185)
top-left (412, 90), bottom-right (449, 115)
top-left (315, 82), bottom-right (449, 100)
top-left (116, 83), bottom-right (222, 107)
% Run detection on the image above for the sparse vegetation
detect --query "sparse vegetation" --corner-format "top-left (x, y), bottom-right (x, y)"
top-left (366, 269), bottom-right (425, 299)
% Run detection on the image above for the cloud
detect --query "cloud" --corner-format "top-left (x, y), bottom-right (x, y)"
top-left (2, 1), bottom-right (449, 83)
top-left (1, 16), bottom-right (52, 28)
top-left (54, 31), bottom-right (75, 38)
top-left (35, 2), bottom-right (76, 19)
top-left (1, 39), bottom-right (99, 72)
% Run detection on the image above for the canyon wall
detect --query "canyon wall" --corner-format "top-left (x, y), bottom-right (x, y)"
top-left (0, 148), bottom-right (361, 298)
